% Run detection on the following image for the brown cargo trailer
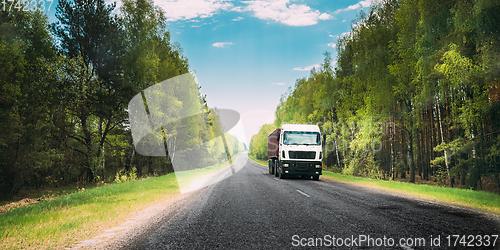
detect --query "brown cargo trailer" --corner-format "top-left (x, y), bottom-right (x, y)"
top-left (267, 128), bottom-right (280, 175)
top-left (267, 128), bottom-right (281, 159)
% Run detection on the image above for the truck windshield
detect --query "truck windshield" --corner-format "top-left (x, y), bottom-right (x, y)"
top-left (283, 131), bottom-right (320, 145)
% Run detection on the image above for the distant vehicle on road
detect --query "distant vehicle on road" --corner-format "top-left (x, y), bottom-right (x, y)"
top-left (268, 124), bottom-right (322, 180)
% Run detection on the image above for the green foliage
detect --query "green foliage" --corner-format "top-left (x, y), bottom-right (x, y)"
top-left (0, 0), bottom-right (210, 199)
top-left (249, 124), bottom-right (275, 160)
top-left (0, 9), bottom-right (61, 198)
top-left (342, 128), bottom-right (382, 179)
top-left (250, 0), bottom-right (500, 191)
top-left (114, 167), bottom-right (138, 184)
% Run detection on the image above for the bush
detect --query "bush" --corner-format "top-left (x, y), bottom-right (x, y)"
top-left (114, 167), bottom-right (137, 184)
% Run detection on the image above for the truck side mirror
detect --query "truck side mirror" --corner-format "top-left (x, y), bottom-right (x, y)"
top-left (277, 134), bottom-right (280, 142)
top-left (322, 134), bottom-right (326, 146)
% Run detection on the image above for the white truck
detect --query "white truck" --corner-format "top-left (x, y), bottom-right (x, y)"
top-left (268, 124), bottom-right (323, 180)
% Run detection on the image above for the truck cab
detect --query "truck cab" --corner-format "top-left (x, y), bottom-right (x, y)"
top-left (268, 124), bottom-right (322, 180)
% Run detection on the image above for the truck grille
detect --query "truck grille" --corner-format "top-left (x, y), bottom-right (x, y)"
top-left (288, 151), bottom-right (316, 159)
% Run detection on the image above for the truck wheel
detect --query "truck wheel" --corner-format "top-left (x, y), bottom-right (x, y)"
top-left (279, 170), bottom-right (286, 179)
top-left (274, 163), bottom-right (279, 177)
top-left (312, 175), bottom-right (319, 181)
top-left (279, 169), bottom-right (286, 179)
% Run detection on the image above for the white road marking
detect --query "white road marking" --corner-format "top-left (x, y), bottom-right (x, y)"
top-left (296, 190), bottom-right (310, 197)
top-left (274, 178), bottom-right (279, 181)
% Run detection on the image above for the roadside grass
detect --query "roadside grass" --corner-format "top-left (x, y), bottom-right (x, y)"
top-left (247, 153), bottom-right (500, 216)
top-left (321, 172), bottom-right (500, 216)
top-left (0, 152), bottom-right (246, 250)
top-left (0, 173), bottom-right (181, 249)
top-left (247, 153), bottom-right (268, 166)
top-left (1, 185), bottom-right (80, 207)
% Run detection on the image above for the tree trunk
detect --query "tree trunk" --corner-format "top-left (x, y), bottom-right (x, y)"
top-left (334, 137), bottom-right (341, 168)
top-left (436, 96), bottom-right (450, 182)
top-left (390, 118), bottom-right (395, 180)
top-left (429, 105), bottom-right (435, 178)
top-left (125, 145), bottom-right (135, 172)
top-left (80, 114), bottom-right (94, 182)
top-left (409, 132), bottom-right (415, 183)
top-left (401, 129), bottom-right (406, 179)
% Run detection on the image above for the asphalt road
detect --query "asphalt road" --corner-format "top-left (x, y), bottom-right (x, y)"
top-left (109, 153), bottom-right (499, 249)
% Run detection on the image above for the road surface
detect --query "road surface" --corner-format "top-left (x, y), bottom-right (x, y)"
top-left (104, 153), bottom-right (499, 249)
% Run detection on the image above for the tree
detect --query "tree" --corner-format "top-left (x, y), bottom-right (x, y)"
top-left (251, 0), bottom-right (500, 192)
top-left (52, 0), bottom-right (133, 181)
top-left (0, 9), bottom-right (60, 198)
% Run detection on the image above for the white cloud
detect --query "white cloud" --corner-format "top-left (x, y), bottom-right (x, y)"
top-left (231, 6), bottom-right (245, 12)
top-left (329, 32), bottom-right (349, 39)
top-left (334, 31), bottom-right (351, 38)
top-left (293, 63), bottom-right (320, 71)
top-left (272, 82), bottom-right (286, 85)
top-left (212, 42), bottom-right (234, 48)
top-left (334, 0), bottom-right (374, 14)
top-left (241, 0), bottom-right (331, 26)
top-left (232, 16), bottom-right (244, 21)
top-left (318, 13), bottom-right (330, 20)
top-left (159, 0), bottom-right (233, 21)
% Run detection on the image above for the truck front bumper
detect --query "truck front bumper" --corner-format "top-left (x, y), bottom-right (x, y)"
top-left (280, 160), bottom-right (322, 176)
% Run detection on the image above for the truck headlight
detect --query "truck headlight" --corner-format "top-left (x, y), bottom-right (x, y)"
top-left (315, 164), bottom-right (321, 168)
top-left (283, 163), bottom-right (289, 167)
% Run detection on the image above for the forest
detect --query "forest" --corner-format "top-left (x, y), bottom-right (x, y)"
top-left (250, 0), bottom-right (500, 193)
top-left (0, 0), bottom-right (243, 200)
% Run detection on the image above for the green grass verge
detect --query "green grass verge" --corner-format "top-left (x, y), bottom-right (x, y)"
top-left (247, 153), bottom-right (500, 216)
top-left (0, 173), bottom-right (180, 249)
top-left (321, 172), bottom-right (500, 216)
top-left (247, 153), bottom-right (268, 166)
top-left (0, 152), bottom-right (246, 250)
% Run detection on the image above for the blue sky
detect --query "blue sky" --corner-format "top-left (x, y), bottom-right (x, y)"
top-left (46, 0), bottom-right (375, 145)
